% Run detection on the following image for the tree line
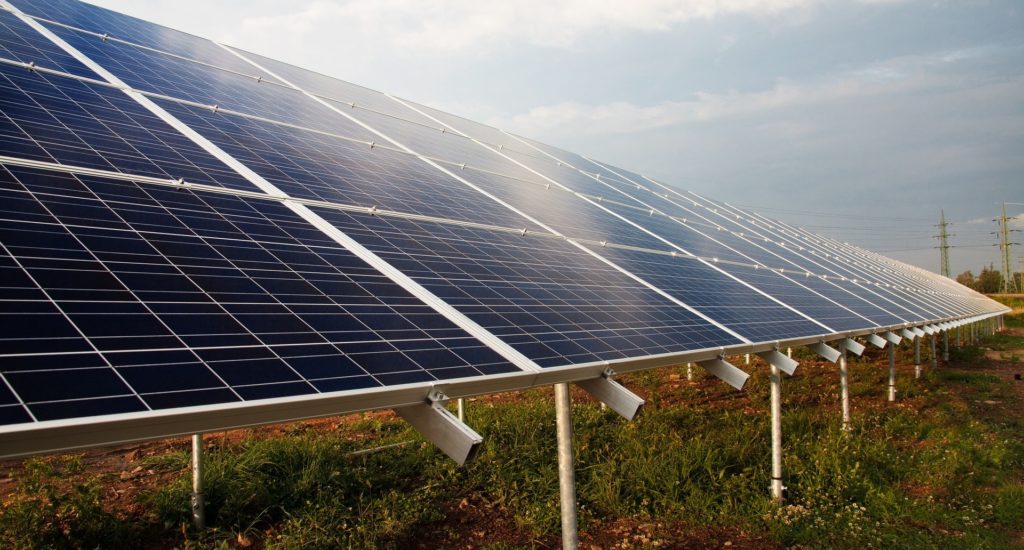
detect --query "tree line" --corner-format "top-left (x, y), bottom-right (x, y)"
top-left (955, 264), bottom-right (1022, 294)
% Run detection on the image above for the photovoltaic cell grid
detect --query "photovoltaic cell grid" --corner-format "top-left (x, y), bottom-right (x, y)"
top-left (0, 165), bottom-right (518, 423)
top-left (0, 0), bottom-right (1007, 436)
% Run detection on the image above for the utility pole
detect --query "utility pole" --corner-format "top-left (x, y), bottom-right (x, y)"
top-left (934, 210), bottom-right (953, 278)
top-left (993, 203), bottom-right (1020, 293)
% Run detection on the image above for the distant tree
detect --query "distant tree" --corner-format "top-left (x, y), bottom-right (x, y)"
top-left (955, 270), bottom-right (976, 290)
top-left (977, 263), bottom-right (1002, 293)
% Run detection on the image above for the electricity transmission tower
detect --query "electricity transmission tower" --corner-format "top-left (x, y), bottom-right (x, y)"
top-left (993, 203), bottom-right (1020, 293)
top-left (934, 210), bottom-right (952, 278)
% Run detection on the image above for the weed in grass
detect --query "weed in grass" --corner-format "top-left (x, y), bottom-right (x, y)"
top-left (0, 456), bottom-right (138, 549)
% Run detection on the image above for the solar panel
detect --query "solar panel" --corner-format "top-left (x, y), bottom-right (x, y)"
top-left (0, 0), bottom-right (1008, 457)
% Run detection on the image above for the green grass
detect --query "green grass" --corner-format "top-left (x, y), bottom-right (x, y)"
top-left (3, 320), bottom-right (1024, 548)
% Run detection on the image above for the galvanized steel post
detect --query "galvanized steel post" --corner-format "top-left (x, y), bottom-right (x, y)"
top-left (914, 336), bottom-right (921, 379)
top-left (770, 364), bottom-right (783, 500)
top-left (191, 433), bottom-right (205, 530)
top-left (930, 333), bottom-right (937, 371)
top-left (554, 383), bottom-right (579, 550)
top-left (839, 349), bottom-right (850, 432)
top-left (887, 343), bottom-right (897, 402)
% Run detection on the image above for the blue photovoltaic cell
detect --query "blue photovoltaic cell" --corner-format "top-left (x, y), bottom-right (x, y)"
top-left (687, 196), bottom-right (955, 320)
top-left (0, 62), bottom-right (257, 190)
top-left (154, 97), bottom-right (543, 230)
top-left (7, 0), bottom-right (288, 86)
top-left (583, 246), bottom-right (827, 341)
top-left (576, 160), bottom-right (909, 327)
top-left (309, 207), bottom-right (743, 367)
top-left (172, 51), bottom-right (884, 340)
top-left (34, 19), bottom-right (366, 140)
top-left (0, 9), bottom-right (97, 79)
top-left (580, 160), bottom-right (945, 322)
top-left (0, 165), bottom-right (518, 423)
top-left (223, 46), bottom-right (446, 129)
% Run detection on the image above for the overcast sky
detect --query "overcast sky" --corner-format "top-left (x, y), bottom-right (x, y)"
top-left (88, 0), bottom-right (1024, 277)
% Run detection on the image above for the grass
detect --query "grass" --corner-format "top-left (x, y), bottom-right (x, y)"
top-left (2, 311), bottom-right (1023, 548)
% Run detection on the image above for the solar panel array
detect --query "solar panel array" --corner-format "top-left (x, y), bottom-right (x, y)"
top-left (0, 0), bottom-right (1007, 454)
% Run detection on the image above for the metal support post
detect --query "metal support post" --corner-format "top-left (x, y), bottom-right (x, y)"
top-left (686, 362), bottom-right (693, 381)
top-left (914, 336), bottom-right (921, 379)
top-left (888, 343), bottom-right (896, 402)
top-left (457, 398), bottom-right (465, 422)
top-left (930, 333), bottom-right (937, 371)
top-left (191, 433), bottom-right (205, 530)
top-left (957, 325), bottom-right (961, 347)
top-left (745, 353), bottom-right (750, 365)
top-left (787, 347), bottom-right (792, 359)
top-left (943, 330), bottom-right (949, 361)
top-left (839, 349), bottom-right (850, 432)
top-left (769, 364), bottom-right (784, 500)
top-left (554, 383), bottom-right (579, 550)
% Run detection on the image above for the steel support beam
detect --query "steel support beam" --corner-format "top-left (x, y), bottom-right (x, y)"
top-left (883, 331), bottom-right (902, 346)
top-left (697, 357), bottom-right (750, 390)
top-left (808, 342), bottom-right (841, 363)
top-left (191, 433), bottom-right (205, 531)
top-left (866, 333), bottom-right (888, 349)
top-left (840, 338), bottom-right (866, 356)
top-left (686, 362), bottom-right (693, 381)
top-left (756, 350), bottom-right (799, 375)
top-left (900, 328), bottom-right (917, 341)
top-left (554, 383), bottom-right (579, 550)
top-left (394, 391), bottom-right (483, 465)
top-left (456, 398), bottom-right (465, 422)
top-left (943, 329), bottom-right (949, 361)
top-left (576, 371), bottom-right (645, 420)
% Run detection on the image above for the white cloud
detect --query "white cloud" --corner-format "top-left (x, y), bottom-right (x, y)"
top-left (228, 0), bottom-right (824, 53)
top-left (486, 47), bottom-right (1014, 139)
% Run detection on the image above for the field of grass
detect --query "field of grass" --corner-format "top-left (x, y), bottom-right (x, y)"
top-left (2, 301), bottom-right (1022, 548)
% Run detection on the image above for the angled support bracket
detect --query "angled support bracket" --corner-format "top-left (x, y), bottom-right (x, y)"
top-left (900, 328), bottom-right (916, 341)
top-left (808, 342), bottom-right (841, 363)
top-left (920, 325), bottom-right (936, 336)
top-left (840, 338), bottom-right (865, 356)
top-left (883, 331), bottom-right (902, 346)
top-left (912, 327), bottom-right (926, 338)
top-left (698, 356), bottom-right (750, 390)
top-left (866, 333), bottom-right (888, 349)
top-left (393, 389), bottom-right (482, 466)
top-left (756, 349), bottom-right (798, 375)
top-left (577, 369), bottom-right (645, 420)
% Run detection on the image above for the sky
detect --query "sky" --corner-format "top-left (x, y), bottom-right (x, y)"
top-left (88, 0), bottom-right (1024, 277)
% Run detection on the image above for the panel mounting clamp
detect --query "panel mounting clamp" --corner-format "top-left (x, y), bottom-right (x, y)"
top-left (393, 389), bottom-right (482, 466)
top-left (576, 368), bottom-right (644, 421)
top-left (697, 355), bottom-right (750, 390)
top-left (840, 338), bottom-right (866, 356)
top-left (866, 333), bottom-right (888, 349)
top-left (808, 342), bottom-right (841, 364)
top-left (756, 349), bottom-right (798, 375)
top-left (883, 331), bottom-right (902, 346)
